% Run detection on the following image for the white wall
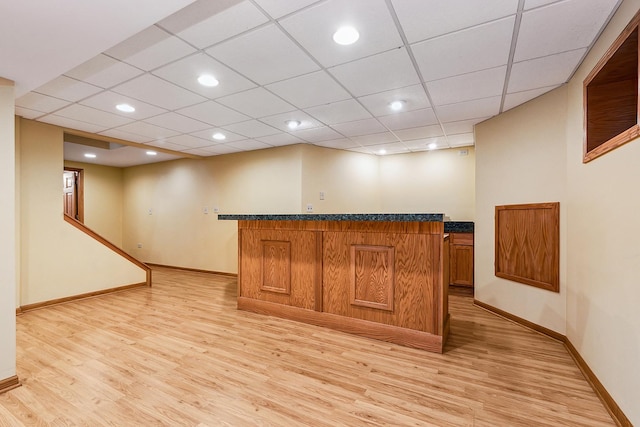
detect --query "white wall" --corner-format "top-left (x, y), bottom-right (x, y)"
top-left (0, 78), bottom-right (17, 383)
top-left (19, 119), bottom-right (146, 306)
top-left (564, 0), bottom-right (640, 422)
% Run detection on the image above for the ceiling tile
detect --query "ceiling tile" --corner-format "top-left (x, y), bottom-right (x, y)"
top-left (105, 25), bottom-right (197, 71)
top-left (329, 48), bottom-right (420, 97)
top-left (80, 91), bottom-right (168, 120)
top-left (279, 0), bottom-right (403, 67)
top-left (146, 139), bottom-right (196, 152)
top-left (330, 118), bottom-right (387, 137)
top-left (525, 0), bottom-right (562, 9)
top-left (53, 104), bottom-right (133, 128)
top-left (508, 49), bottom-right (585, 93)
top-left (159, 0), bottom-right (269, 49)
top-left (391, 0), bottom-right (518, 43)
top-left (304, 99), bottom-right (371, 124)
top-left (254, 0), bottom-right (320, 19)
top-left (163, 134), bottom-right (212, 149)
top-left (350, 132), bottom-right (399, 146)
top-left (216, 87), bottom-right (296, 118)
top-left (197, 143), bottom-right (246, 155)
top-left (292, 126), bottom-right (343, 143)
top-left (357, 84), bottom-right (430, 116)
top-left (15, 92), bottom-right (70, 113)
top-left (64, 54), bottom-right (144, 89)
top-left (113, 74), bottom-right (206, 110)
top-left (222, 120), bottom-right (280, 138)
top-left (227, 139), bottom-right (274, 150)
top-left (442, 118), bottom-right (488, 135)
top-left (39, 115), bottom-right (108, 134)
top-left (207, 24), bottom-right (319, 85)
top-left (448, 133), bottom-right (475, 147)
top-left (190, 128), bottom-right (247, 143)
top-left (112, 121), bottom-right (180, 140)
top-left (378, 108), bottom-right (437, 130)
top-left (436, 96), bottom-right (501, 122)
top-left (152, 53), bottom-right (256, 99)
top-left (256, 133), bottom-right (304, 146)
top-left (351, 141), bottom-right (409, 155)
top-left (514, 0), bottom-right (619, 62)
top-left (394, 124), bottom-right (444, 141)
top-left (15, 107), bottom-right (45, 120)
top-left (503, 85), bottom-right (559, 111)
top-left (265, 71), bottom-right (351, 109)
top-left (177, 100), bottom-right (250, 126)
top-left (98, 128), bottom-right (153, 144)
top-left (34, 76), bottom-right (103, 102)
top-left (144, 112), bottom-right (211, 133)
top-left (403, 136), bottom-right (445, 150)
top-left (259, 111), bottom-right (323, 132)
top-left (427, 66), bottom-right (507, 106)
top-left (412, 17), bottom-right (515, 82)
top-left (312, 138), bottom-right (361, 150)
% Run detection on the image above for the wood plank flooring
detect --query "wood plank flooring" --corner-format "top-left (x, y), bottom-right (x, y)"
top-left (0, 267), bottom-right (614, 426)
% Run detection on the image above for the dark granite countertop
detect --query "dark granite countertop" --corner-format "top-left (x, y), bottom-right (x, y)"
top-left (444, 221), bottom-right (474, 233)
top-left (218, 213), bottom-right (444, 222)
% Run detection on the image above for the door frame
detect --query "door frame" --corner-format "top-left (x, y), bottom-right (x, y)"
top-left (64, 167), bottom-right (85, 223)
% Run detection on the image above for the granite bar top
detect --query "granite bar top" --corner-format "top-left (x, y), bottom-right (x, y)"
top-left (444, 221), bottom-right (474, 233)
top-left (218, 213), bottom-right (444, 222)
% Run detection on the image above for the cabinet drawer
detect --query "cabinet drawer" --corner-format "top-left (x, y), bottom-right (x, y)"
top-left (451, 232), bottom-right (473, 245)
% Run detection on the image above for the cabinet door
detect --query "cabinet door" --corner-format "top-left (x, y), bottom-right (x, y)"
top-left (450, 244), bottom-right (473, 287)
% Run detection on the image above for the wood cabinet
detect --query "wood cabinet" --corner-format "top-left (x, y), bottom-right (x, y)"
top-left (450, 232), bottom-right (473, 287)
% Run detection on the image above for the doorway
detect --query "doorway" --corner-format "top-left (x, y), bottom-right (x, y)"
top-left (63, 167), bottom-right (84, 222)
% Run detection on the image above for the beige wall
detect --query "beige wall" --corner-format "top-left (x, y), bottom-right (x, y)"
top-left (564, 0), bottom-right (640, 422)
top-left (0, 78), bottom-right (17, 381)
top-left (475, 86), bottom-right (568, 334)
top-left (476, 0), bottom-right (640, 422)
top-left (64, 161), bottom-right (124, 247)
top-left (379, 147), bottom-right (475, 220)
top-left (123, 143), bottom-right (474, 274)
top-left (19, 119), bottom-right (146, 306)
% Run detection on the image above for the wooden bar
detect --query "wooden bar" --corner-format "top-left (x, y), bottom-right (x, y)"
top-left (226, 214), bottom-right (449, 353)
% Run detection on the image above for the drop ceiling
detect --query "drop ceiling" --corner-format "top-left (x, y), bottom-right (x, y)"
top-left (8, 0), bottom-right (621, 166)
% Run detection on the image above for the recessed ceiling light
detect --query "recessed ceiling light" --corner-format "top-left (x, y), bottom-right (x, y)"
top-left (116, 103), bottom-right (135, 113)
top-left (390, 100), bottom-right (405, 111)
top-left (286, 120), bottom-right (301, 130)
top-left (212, 132), bottom-right (226, 140)
top-left (333, 26), bottom-right (359, 45)
top-left (198, 74), bottom-right (219, 87)
top-left (146, 151), bottom-right (157, 156)
top-left (84, 153), bottom-right (97, 158)
top-left (378, 149), bottom-right (387, 155)
top-left (428, 142), bottom-right (437, 150)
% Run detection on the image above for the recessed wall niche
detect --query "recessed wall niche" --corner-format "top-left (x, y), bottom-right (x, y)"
top-left (583, 10), bottom-right (640, 163)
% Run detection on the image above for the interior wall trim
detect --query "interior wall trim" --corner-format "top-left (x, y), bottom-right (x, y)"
top-left (145, 263), bottom-right (238, 277)
top-left (20, 282), bottom-right (147, 313)
top-left (15, 307), bottom-right (22, 316)
top-left (0, 376), bottom-right (20, 395)
top-left (474, 299), bottom-right (631, 427)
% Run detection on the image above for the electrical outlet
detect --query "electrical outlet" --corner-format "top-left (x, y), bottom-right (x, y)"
top-left (213, 207), bottom-right (219, 213)
top-left (306, 203), bottom-right (313, 212)
top-left (319, 191), bottom-right (325, 200)
top-left (203, 206), bottom-right (209, 214)
top-left (148, 208), bottom-right (153, 215)
top-left (137, 243), bottom-right (142, 248)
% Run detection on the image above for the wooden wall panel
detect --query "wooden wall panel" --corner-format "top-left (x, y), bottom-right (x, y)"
top-left (495, 202), bottom-right (560, 292)
top-left (323, 231), bottom-right (439, 334)
top-left (240, 229), bottom-right (318, 309)
top-left (350, 245), bottom-right (395, 311)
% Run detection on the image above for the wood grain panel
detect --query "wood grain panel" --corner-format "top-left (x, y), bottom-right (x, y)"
top-left (450, 245), bottom-right (474, 287)
top-left (350, 245), bottom-right (394, 311)
top-left (239, 220), bottom-right (443, 235)
top-left (239, 229), bottom-right (317, 310)
top-left (323, 231), bottom-right (440, 334)
top-left (0, 376), bottom-right (20, 395)
top-left (495, 202), bottom-right (559, 292)
top-left (261, 240), bottom-right (291, 294)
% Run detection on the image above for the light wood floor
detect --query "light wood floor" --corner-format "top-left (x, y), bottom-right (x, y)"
top-left (0, 267), bottom-right (614, 426)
